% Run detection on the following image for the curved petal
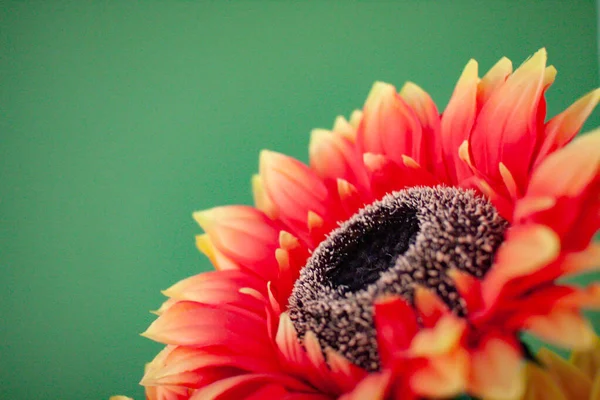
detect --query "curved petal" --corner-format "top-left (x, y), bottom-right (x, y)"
top-left (467, 336), bottom-right (524, 400)
top-left (309, 128), bottom-right (370, 193)
top-left (193, 206), bottom-right (280, 280)
top-left (441, 59), bottom-right (479, 184)
top-left (142, 301), bottom-right (272, 351)
top-left (535, 88), bottom-right (600, 166)
top-left (357, 82), bottom-right (424, 167)
top-left (470, 49), bottom-right (548, 192)
top-left (259, 150), bottom-right (334, 240)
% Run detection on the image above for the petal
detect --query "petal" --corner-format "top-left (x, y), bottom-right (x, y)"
top-left (468, 336), bottom-right (525, 400)
top-left (339, 371), bottom-right (391, 400)
top-left (525, 308), bottom-right (596, 351)
top-left (399, 81), bottom-right (442, 175)
top-left (357, 82), bottom-right (424, 167)
top-left (193, 206), bottom-right (280, 280)
top-left (535, 88), bottom-right (600, 166)
top-left (409, 315), bottom-right (465, 357)
top-left (309, 128), bottom-right (369, 192)
top-left (195, 234), bottom-right (239, 272)
top-left (410, 350), bottom-right (469, 398)
top-left (482, 224), bottom-right (560, 306)
top-left (142, 301), bottom-right (271, 351)
top-left (413, 286), bottom-right (450, 327)
top-left (448, 268), bottom-right (484, 315)
top-left (526, 129), bottom-right (600, 199)
top-left (363, 153), bottom-right (438, 199)
top-left (374, 296), bottom-right (419, 363)
top-left (470, 49), bottom-right (548, 192)
top-left (521, 129), bottom-right (600, 251)
top-left (259, 150), bottom-right (332, 239)
top-left (275, 313), bottom-right (342, 395)
top-left (252, 174), bottom-right (278, 219)
top-left (441, 59), bottom-right (478, 184)
top-left (570, 335), bottom-right (600, 380)
top-left (537, 347), bottom-right (592, 398)
top-left (521, 363), bottom-right (568, 400)
top-left (189, 373), bottom-right (313, 400)
top-left (145, 385), bottom-right (189, 400)
top-left (162, 270), bottom-right (266, 311)
top-left (477, 56), bottom-right (513, 108)
top-left (140, 346), bottom-right (278, 387)
top-left (325, 349), bottom-right (369, 393)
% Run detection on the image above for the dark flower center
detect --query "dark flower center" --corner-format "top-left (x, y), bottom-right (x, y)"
top-left (288, 186), bottom-right (508, 371)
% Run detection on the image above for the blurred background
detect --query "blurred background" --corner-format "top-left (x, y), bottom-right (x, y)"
top-left (1, 1), bottom-right (599, 399)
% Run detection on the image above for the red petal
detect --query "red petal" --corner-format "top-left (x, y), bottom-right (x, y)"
top-left (163, 270), bottom-right (266, 311)
top-left (309, 128), bottom-right (370, 193)
top-left (374, 296), bottom-right (419, 364)
top-left (142, 302), bottom-right (272, 352)
top-left (357, 82), bottom-right (424, 167)
top-left (469, 49), bottom-right (548, 193)
top-left (193, 206), bottom-right (280, 280)
top-left (467, 335), bottom-right (524, 399)
top-left (259, 150), bottom-right (332, 240)
top-left (413, 286), bottom-right (449, 328)
top-left (339, 371), bottom-right (391, 400)
top-left (476, 57), bottom-right (512, 110)
top-left (520, 129), bottom-right (600, 251)
top-left (535, 88), bottom-right (600, 166)
top-left (399, 81), bottom-right (443, 176)
top-left (188, 373), bottom-right (313, 400)
top-left (440, 59), bottom-right (478, 184)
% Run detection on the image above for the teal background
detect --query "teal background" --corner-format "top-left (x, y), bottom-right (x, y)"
top-left (1, 1), bottom-right (599, 399)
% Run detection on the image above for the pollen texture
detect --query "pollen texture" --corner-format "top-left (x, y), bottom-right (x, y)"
top-left (288, 186), bottom-right (508, 371)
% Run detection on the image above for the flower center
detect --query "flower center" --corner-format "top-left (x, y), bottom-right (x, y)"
top-left (288, 186), bottom-right (508, 371)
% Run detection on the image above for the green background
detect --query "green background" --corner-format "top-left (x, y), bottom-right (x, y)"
top-left (1, 1), bottom-right (599, 399)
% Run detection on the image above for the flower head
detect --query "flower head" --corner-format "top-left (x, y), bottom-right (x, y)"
top-left (139, 49), bottom-right (600, 399)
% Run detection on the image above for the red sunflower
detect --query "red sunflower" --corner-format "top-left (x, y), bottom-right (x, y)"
top-left (137, 49), bottom-right (600, 399)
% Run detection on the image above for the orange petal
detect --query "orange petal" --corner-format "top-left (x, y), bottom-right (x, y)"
top-left (195, 234), bottom-right (239, 271)
top-left (252, 174), bottom-right (278, 219)
top-left (527, 129), bottom-right (600, 198)
top-left (525, 308), bottom-right (595, 350)
top-left (142, 301), bottom-right (270, 350)
top-left (561, 243), bottom-right (600, 276)
top-left (259, 150), bottom-right (330, 232)
top-left (140, 346), bottom-right (278, 387)
top-left (325, 349), bottom-right (369, 393)
top-left (188, 373), bottom-right (311, 400)
top-left (477, 56), bottom-right (513, 108)
top-left (193, 206), bottom-right (279, 280)
top-left (409, 315), bottom-right (466, 357)
top-left (399, 81), bottom-right (442, 174)
top-left (339, 371), bottom-right (391, 400)
top-left (535, 88), bottom-right (600, 166)
top-left (357, 82), bottom-right (424, 166)
top-left (309, 128), bottom-right (369, 191)
top-left (468, 337), bottom-right (525, 399)
top-left (448, 268), bottom-right (484, 314)
top-left (410, 349), bottom-right (469, 398)
top-left (470, 49), bottom-right (548, 192)
top-left (162, 270), bottom-right (266, 311)
top-left (333, 115), bottom-right (358, 142)
top-left (413, 286), bottom-right (450, 327)
top-left (441, 59), bottom-right (479, 184)
top-left (483, 224), bottom-right (560, 304)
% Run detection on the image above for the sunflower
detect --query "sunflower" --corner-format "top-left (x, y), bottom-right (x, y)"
top-left (138, 48), bottom-right (600, 400)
